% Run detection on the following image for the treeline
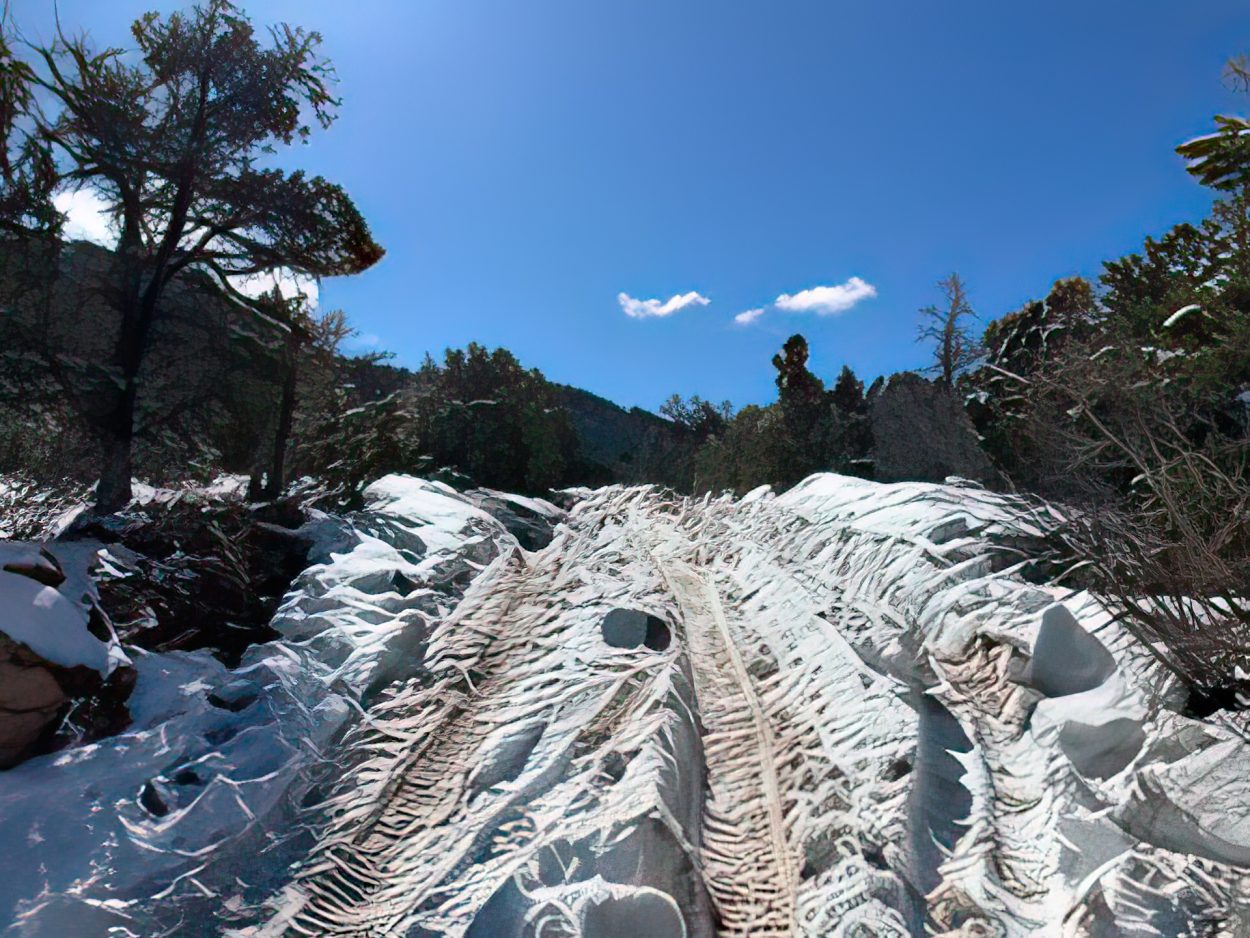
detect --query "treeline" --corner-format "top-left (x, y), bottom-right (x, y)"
top-left (0, 2), bottom-right (382, 512)
top-left (652, 59), bottom-right (1250, 703)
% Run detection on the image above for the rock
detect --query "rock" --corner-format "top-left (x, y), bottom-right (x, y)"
top-left (79, 497), bottom-right (315, 664)
top-left (0, 637), bottom-right (68, 768)
top-left (0, 652), bottom-right (66, 712)
top-left (464, 488), bottom-right (564, 551)
top-left (0, 541), bottom-right (133, 768)
top-left (1, 546), bottom-right (66, 588)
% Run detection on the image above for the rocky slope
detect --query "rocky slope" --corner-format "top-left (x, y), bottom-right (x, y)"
top-left (1, 474), bottom-right (1248, 936)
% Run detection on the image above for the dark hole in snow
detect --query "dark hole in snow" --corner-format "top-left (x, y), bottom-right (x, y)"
top-left (601, 609), bottom-right (671, 652)
top-left (1027, 605), bottom-right (1115, 698)
top-left (390, 570), bottom-right (420, 596)
top-left (883, 756), bottom-right (912, 781)
top-left (85, 604), bottom-right (113, 642)
top-left (1185, 679), bottom-right (1250, 718)
top-left (801, 834), bottom-right (837, 879)
top-left (1058, 718), bottom-right (1145, 780)
top-left (171, 768), bottom-right (202, 786)
top-left (467, 723), bottom-right (544, 801)
top-left (602, 750), bottom-right (628, 783)
top-left (583, 891), bottom-right (685, 938)
top-left (864, 843), bottom-right (889, 870)
top-left (207, 680), bottom-right (260, 712)
top-left (139, 781), bottom-right (168, 817)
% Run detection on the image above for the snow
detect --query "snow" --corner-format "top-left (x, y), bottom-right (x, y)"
top-left (4, 472), bottom-right (1250, 936)
top-left (1161, 303), bottom-right (1201, 329)
top-left (129, 473), bottom-right (250, 508)
top-left (0, 541), bottom-right (119, 675)
top-left (0, 475), bottom-right (517, 935)
top-left (0, 571), bottom-right (110, 674)
top-left (474, 487), bottom-right (564, 520)
top-left (361, 474), bottom-right (500, 554)
top-left (235, 474), bottom-right (1250, 936)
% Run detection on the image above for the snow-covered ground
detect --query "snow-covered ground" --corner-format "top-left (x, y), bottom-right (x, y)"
top-left (0, 477), bottom-right (523, 937)
top-left (2, 473), bottom-right (1249, 936)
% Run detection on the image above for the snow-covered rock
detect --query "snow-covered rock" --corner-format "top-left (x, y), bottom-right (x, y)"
top-left (0, 542), bottom-right (126, 768)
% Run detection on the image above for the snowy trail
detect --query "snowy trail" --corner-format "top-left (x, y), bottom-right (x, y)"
top-left (654, 553), bottom-right (797, 936)
top-left (256, 487), bottom-right (924, 937)
top-left (246, 478), bottom-right (1250, 936)
top-left (6, 474), bottom-right (1250, 936)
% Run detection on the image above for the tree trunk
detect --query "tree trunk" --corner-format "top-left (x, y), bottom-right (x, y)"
top-left (263, 331), bottom-right (301, 499)
top-left (95, 406), bottom-right (135, 513)
top-left (94, 251), bottom-right (152, 513)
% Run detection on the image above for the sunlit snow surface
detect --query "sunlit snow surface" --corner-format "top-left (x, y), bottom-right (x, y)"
top-left (4, 473), bottom-right (1250, 936)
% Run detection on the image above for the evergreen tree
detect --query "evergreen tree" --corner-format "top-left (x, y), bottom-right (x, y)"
top-left (1176, 55), bottom-right (1250, 192)
top-left (24, 0), bottom-right (383, 510)
top-left (830, 365), bottom-right (864, 416)
top-left (659, 395), bottom-right (733, 440)
top-left (772, 335), bottom-right (826, 434)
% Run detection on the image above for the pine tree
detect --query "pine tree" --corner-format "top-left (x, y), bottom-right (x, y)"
top-left (772, 335), bottom-right (826, 434)
top-left (24, 1), bottom-right (383, 510)
top-left (830, 365), bottom-right (864, 416)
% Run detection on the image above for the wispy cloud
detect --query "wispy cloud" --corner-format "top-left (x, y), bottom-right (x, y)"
top-left (348, 332), bottom-right (381, 350)
top-left (734, 307), bottom-right (765, 326)
top-left (618, 290), bottom-right (710, 319)
top-left (774, 276), bottom-right (876, 316)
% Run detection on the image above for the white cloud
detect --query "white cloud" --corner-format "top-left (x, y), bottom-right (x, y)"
top-left (233, 269), bottom-right (320, 308)
top-left (734, 307), bottom-right (765, 326)
top-left (774, 276), bottom-right (876, 316)
top-left (618, 290), bottom-right (710, 319)
top-left (54, 188), bottom-right (116, 246)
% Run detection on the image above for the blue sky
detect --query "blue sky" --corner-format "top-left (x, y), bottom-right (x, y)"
top-left (24, 0), bottom-right (1250, 410)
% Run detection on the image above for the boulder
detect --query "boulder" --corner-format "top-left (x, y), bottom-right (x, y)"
top-left (0, 544), bottom-right (131, 768)
top-left (465, 488), bottom-right (564, 551)
top-left (0, 635), bottom-right (68, 767)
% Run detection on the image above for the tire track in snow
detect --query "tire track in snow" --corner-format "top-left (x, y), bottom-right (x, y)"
top-left (653, 551), bottom-right (799, 936)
